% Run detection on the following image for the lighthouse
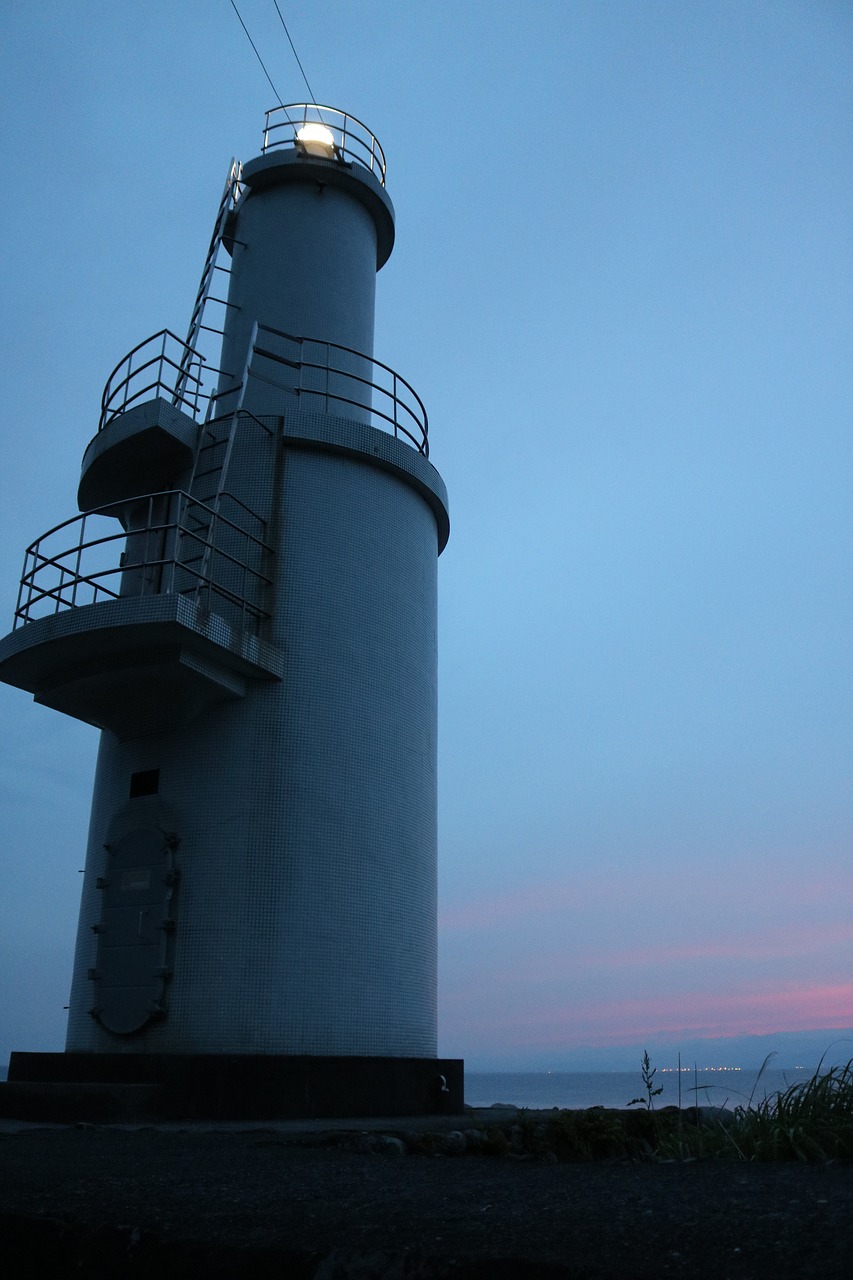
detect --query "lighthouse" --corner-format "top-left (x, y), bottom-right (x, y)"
top-left (0, 106), bottom-right (460, 1119)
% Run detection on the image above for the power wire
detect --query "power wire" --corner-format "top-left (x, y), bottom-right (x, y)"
top-left (228, 0), bottom-right (289, 114)
top-left (272, 2), bottom-right (318, 105)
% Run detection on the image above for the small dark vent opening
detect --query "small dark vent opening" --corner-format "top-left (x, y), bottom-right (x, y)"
top-left (130, 769), bottom-right (160, 798)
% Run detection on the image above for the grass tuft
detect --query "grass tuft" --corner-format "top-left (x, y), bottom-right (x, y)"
top-left (468, 1054), bottom-right (853, 1164)
top-left (726, 1057), bottom-right (853, 1161)
top-left (652, 1054), bottom-right (853, 1163)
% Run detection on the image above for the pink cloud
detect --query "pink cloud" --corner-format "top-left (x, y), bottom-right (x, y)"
top-left (445, 982), bottom-right (853, 1050)
top-left (439, 862), bottom-right (853, 935)
top-left (439, 861), bottom-right (853, 1054)
top-left (513, 918), bottom-right (853, 978)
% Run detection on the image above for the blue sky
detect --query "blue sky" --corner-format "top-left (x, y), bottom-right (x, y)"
top-left (0, 1), bottom-right (851, 1070)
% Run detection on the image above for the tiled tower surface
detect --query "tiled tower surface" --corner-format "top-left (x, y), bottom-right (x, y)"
top-left (0, 108), bottom-right (458, 1109)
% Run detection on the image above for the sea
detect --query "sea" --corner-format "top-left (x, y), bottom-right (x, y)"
top-left (464, 1068), bottom-right (816, 1112)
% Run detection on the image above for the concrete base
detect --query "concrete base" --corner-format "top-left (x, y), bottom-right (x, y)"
top-left (0, 1052), bottom-right (464, 1123)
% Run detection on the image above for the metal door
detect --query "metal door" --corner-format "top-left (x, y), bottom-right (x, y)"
top-left (90, 826), bottom-right (179, 1034)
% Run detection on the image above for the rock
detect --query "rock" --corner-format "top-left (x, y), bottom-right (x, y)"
top-left (439, 1130), bottom-right (466, 1156)
top-left (374, 1134), bottom-right (407, 1157)
top-left (342, 1132), bottom-right (378, 1153)
top-left (463, 1129), bottom-right (486, 1152)
top-left (508, 1125), bottom-right (526, 1154)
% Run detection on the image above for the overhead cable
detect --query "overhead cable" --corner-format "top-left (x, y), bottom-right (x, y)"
top-left (272, 1), bottom-right (319, 105)
top-left (228, 0), bottom-right (290, 118)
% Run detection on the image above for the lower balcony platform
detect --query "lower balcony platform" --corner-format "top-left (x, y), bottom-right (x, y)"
top-left (0, 593), bottom-right (282, 739)
top-left (0, 1051), bottom-right (464, 1122)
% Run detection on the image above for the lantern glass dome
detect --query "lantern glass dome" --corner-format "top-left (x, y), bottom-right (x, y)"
top-left (296, 122), bottom-right (336, 158)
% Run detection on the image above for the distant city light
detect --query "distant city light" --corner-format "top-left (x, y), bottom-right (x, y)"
top-left (661, 1066), bottom-right (743, 1072)
top-left (296, 122), bottom-right (336, 158)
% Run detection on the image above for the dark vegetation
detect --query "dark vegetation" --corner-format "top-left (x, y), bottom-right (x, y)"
top-left (468, 1056), bottom-right (853, 1164)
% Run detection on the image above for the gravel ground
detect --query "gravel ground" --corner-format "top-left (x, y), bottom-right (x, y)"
top-left (2, 1123), bottom-right (852, 1278)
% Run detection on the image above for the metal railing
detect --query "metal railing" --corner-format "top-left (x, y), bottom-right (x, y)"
top-left (98, 322), bottom-right (428, 455)
top-left (212, 324), bottom-right (429, 456)
top-left (99, 330), bottom-right (211, 430)
top-left (262, 104), bottom-right (387, 186)
top-left (14, 491), bottom-right (272, 634)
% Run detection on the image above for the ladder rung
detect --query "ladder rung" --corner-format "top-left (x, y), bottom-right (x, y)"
top-left (180, 155), bottom-right (241, 397)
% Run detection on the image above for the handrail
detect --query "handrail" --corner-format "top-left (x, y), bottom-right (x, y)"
top-left (100, 330), bottom-right (208, 431)
top-left (224, 324), bottom-right (429, 456)
top-left (14, 491), bottom-right (272, 634)
top-left (262, 104), bottom-right (387, 186)
top-left (99, 326), bottom-right (428, 455)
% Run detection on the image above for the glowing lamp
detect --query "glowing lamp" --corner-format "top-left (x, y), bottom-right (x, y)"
top-left (296, 122), bottom-right (336, 158)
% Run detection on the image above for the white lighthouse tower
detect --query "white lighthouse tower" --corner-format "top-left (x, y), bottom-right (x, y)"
top-left (0, 107), bottom-right (459, 1119)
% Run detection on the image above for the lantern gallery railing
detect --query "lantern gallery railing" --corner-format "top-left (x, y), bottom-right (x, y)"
top-left (261, 103), bottom-right (387, 186)
top-left (13, 491), bottom-right (272, 634)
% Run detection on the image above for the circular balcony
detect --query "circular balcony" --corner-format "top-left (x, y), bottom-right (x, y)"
top-left (100, 329), bottom-right (208, 432)
top-left (261, 104), bottom-right (387, 187)
top-left (11, 490), bottom-right (272, 633)
top-left (212, 323), bottom-right (429, 456)
top-left (0, 491), bottom-right (280, 738)
top-left (101, 326), bottom-right (429, 456)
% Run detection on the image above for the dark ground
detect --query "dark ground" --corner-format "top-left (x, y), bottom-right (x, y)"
top-left (2, 1121), bottom-right (852, 1278)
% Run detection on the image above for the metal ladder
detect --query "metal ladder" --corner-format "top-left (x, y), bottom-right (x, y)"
top-left (179, 409), bottom-right (244, 600)
top-left (172, 157), bottom-right (243, 409)
top-left (185, 323), bottom-right (276, 521)
top-left (170, 156), bottom-right (250, 607)
top-left (179, 357), bottom-right (273, 616)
